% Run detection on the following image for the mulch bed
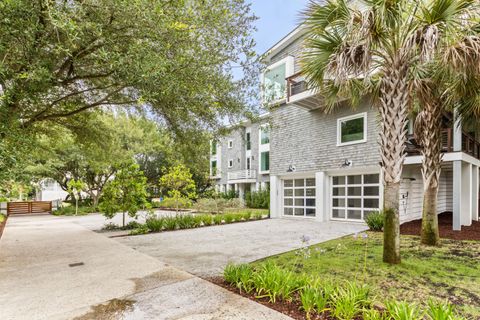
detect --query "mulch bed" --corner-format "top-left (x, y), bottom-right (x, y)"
top-left (207, 276), bottom-right (331, 320)
top-left (400, 212), bottom-right (480, 241)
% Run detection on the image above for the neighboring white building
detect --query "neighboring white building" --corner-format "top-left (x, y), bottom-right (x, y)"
top-left (36, 179), bottom-right (68, 201)
top-left (210, 115), bottom-right (271, 199)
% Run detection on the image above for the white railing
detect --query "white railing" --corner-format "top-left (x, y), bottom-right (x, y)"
top-left (227, 170), bottom-right (257, 181)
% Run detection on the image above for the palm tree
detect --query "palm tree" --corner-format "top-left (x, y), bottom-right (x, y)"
top-left (413, 1), bottom-right (480, 246)
top-left (301, 0), bottom-right (479, 263)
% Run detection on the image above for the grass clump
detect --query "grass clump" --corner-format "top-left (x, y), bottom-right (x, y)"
top-left (365, 210), bottom-right (384, 231)
top-left (224, 261), bottom-right (466, 320)
top-left (255, 232), bottom-right (477, 318)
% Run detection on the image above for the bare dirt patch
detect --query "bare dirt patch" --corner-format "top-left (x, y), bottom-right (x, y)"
top-left (401, 212), bottom-right (480, 241)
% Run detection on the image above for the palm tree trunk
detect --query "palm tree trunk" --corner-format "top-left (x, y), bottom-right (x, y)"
top-left (383, 182), bottom-right (401, 264)
top-left (417, 101), bottom-right (442, 246)
top-left (379, 57), bottom-right (410, 264)
top-left (421, 184), bottom-right (440, 245)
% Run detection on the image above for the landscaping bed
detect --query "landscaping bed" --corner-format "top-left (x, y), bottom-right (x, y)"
top-left (125, 210), bottom-right (269, 235)
top-left (217, 232), bottom-right (479, 319)
top-left (401, 212), bottom-right (480, 241)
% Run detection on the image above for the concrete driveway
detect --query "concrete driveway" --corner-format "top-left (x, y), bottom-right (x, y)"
top-left (0, 214), bottom-right (291, 320)
top-left (114, 218), bottom-right (366, 277)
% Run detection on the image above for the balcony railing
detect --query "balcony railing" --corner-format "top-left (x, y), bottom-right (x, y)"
top-left (227, 170), bottom-right (257, 181)
top-left (286, 72), bottom-right (308, 101)
top-left (406, 128), bottom-right (480, 160)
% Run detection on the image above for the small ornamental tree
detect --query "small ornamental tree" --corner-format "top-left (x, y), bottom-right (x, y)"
top-left (159, 164), bottom-right (197, 213)
top-left (100, 163), bottom-right (148, 228)
top-left (67, 179), bottom-right (85, 215)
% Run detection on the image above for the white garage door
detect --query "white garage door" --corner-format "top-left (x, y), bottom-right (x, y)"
top-left (331, 173), bottom-right (380, 221)
top-left (283, 178), bottom-right (316, 217)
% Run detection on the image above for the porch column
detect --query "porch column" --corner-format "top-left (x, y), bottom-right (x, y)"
top-left (453, 111), bottom-right (462, 152)
top-left (238, 184), bottom-right (245, 200)
top-left (461, 163), bottom-right (472, 226)
top-left (315, 171), bottom-right (327, 222)
top-left (270, 176), bottom-right (281, 218)
top-left (452, 161), bottom-right (462, 230)
top-left (472, 165), bottom-right (479, 221)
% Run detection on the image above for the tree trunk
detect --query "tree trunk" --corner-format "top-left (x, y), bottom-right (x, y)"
top-left (379, 56), bottom-right (410, 264)
top-left (383, 182), bottom-right (401, 264)
top-left (416, 100), bottom-right (442, 246)
top-left (75, 198), bottom-right (78, 216)
top-left (122, 211), bottom-right (126, 228)
top-left (421, 185), bottom-right (440, 245)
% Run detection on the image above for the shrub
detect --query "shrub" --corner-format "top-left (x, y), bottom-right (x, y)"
top-left (145, 217), bottom-right (164, 232)
top-left (426, 300), bottom-right (460, 320)
top-left (252, 262), bottom-right (298, 303)
top-left (223, 213), bottom-right (236, 224)
top-left (252, 211), bottom-right (265, 220)
top-left (365, 211), bottom-right (385, 231)
top-left (240, 211), bottom-right (252, 221)
top-left (53, 205), bottom-right (96, 216)
top-left (386, 301), bottom-right (423, 320)
top-left (300, 286), bottom-right (318, 320)
top-left (224, 263), bottom-right (254, 294)
top-left (159, 197), bottom-right (192, 210)
top-left (192, 214), bottom-right (204, 228)
top-left (330, 282), bottom-right (371, 320)
top-left (177, 214), bottom-right (195, 229)
top-left (102, 222), bottom-right (119, 230)
top-left (129, 224), bottom-right (149, 235)
top-left (164, 216), bottom-right (178, 230)
top-left (245, 188), bottom-right (270, 209)
top-left (201, 214), bottom-right (214, 226)
top-left (195, 198), bottom-right (225, 214)
top-left (0, 214), bottom-right (6, 223)
top-left (225, 198), bottom-right (244, 209)
top-left (122, 220), bottom-right (142, 230)
top-left (213, 214), bottom-right (223, 225)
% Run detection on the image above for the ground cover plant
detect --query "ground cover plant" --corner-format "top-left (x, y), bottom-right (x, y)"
top-left (242, 232), bottom-right (479, 319)
top-left (53, 205), bottom-right (97, 216)
top-left (223, 261), bottom-right (469, 319)
top-left (129, 210), bottom-right (268, 235)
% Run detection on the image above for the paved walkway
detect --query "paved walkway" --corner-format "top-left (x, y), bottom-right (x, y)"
top-left (0, 214), bottom-right (291, 320)
top-left (115, 218), bottom-right (366, 277)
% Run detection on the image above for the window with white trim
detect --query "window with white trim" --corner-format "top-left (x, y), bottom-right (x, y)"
top-left (337, 113), bottom-right (367, 146)
top-left (260, 151), bottom-right (269, 172)
top-left (228, 159), bottom-right (233, 168)
top-left (228, 140), bottom-right (233, 148)
top-left (283, 178), bottom-right (316, 217)
top-left (331, 174), bottom-right (380, 221)
top-left (211, 160), bottom-right (217, 176)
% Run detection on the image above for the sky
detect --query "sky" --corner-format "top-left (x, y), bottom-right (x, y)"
top-left (250, 0), bottom-right (310, 55)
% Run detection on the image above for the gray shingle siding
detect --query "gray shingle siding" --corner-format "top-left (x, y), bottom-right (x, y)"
top-left (270, 101), bottom-right (381, 176)
top-left (270, 36), bottom-right (304, 74)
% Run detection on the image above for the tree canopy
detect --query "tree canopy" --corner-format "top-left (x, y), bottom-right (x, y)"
top-left (0, 0), bottom-right (259, 181)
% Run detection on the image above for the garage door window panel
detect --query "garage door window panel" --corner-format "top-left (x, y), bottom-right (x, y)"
top-left (331, 173), bottom-right (380, 221)
top-left (283, 178), bottom-right (316, 218)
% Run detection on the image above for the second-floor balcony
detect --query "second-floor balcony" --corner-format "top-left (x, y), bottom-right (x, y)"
top-left (406, 128), bottom-right (480, 160)
top-left (286, 72), bottom-right (323, 110)
top-left (227, 169), bottom-right (257, 182)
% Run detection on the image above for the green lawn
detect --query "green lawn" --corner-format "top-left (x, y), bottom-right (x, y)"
top-left (254, 232), bottom-right (480, 318)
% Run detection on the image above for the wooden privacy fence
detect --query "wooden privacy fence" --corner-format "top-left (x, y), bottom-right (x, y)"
top-left (7, 201), bottom-right (52, 215)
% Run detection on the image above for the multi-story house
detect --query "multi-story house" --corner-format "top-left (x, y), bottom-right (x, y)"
top-left (210, 115), bottom-right (271, 198)
top-left (262, 25), bottom-right (479, 230)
